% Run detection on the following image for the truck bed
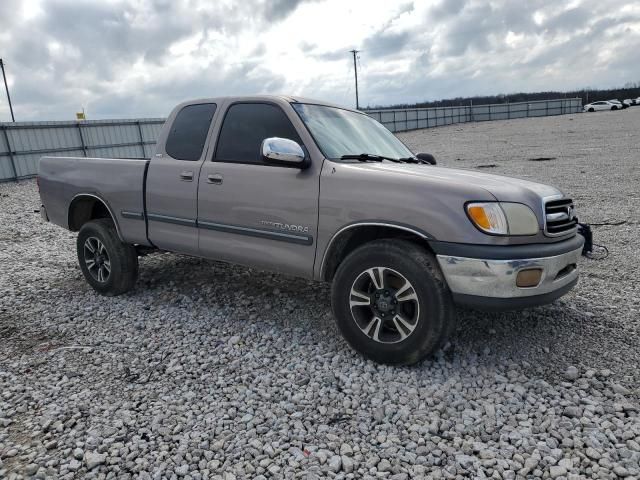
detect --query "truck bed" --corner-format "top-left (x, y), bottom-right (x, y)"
top-left (38, 156), bottom-right (151, 245)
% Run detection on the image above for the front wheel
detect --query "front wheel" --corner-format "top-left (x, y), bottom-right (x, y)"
top-left (331, 240), bottom-right (455, 365)
top-left (588, 108), bottom-right (595, 112)
top-left (77, 219), bottom-right (138, 296)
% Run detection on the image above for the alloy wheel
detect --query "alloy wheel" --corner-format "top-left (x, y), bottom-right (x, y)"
top-left (349, 267), bottom-right (420, 344)
top-left (83, 237), bottom-right (111, 283)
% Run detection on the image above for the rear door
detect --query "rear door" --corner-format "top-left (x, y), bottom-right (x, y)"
top-left (197, 101), bottom-right (320, 278)
top-left (146, 102), bottom-right (217, 254)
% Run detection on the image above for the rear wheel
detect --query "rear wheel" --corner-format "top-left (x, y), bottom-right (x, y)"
top-left (77, 219), bottom-right (138, 296)
top-left (611, 106), bottom-right (618, 110)
top-left (331, 240), bottom-right (454, 365)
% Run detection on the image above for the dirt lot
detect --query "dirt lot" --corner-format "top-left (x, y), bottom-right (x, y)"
top-left (1, 107), bottom-right (639, 479)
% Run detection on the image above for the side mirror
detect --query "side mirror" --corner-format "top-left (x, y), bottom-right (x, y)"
top-left (417, 153), bottom-right (437, 165)
top-left (261, 137), bottom-right (309, 169)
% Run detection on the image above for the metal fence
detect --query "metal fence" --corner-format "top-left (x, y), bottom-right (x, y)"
top-left (366, 98), bottom-right (582, 133)
top-left (0, 98), bottom-right (582, 182)
top-left (0, 118), bottom-right (165, 182)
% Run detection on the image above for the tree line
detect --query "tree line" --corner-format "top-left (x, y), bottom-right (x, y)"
top-left (371, 82), bottom-right (640, 110)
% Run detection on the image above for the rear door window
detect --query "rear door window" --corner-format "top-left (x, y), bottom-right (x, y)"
top-left (214, 103), bottom-right (302, 164)
top-left (165, 103), bottom-right (217, 161)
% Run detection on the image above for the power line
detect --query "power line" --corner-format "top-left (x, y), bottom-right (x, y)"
top-left (0, 58), bottom-right (15, 122)
top-left (350, 49), bottom-right (359, 110)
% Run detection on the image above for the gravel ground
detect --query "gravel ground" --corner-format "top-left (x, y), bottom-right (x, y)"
top-left (1, 108), bottom-right (639, 479)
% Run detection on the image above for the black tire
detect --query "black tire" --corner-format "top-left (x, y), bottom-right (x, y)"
top-left (611, 106), bottom-right (618, 110)
top-left (588, 108), bottom-right (595, 112)
top-left (331, 240), bottom-right (455, 365)
top-left (77, 219), bottom-right (138, 296)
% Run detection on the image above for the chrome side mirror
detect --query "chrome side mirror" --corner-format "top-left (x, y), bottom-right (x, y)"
top-left (261, 137), bottom-right (309, 169)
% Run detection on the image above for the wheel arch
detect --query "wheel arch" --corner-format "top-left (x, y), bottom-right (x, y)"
top-left (320, 222), bottom-right (434, 282)
top-left (68, 193), bottom-right (123, 240)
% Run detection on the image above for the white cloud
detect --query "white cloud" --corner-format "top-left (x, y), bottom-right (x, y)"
top-left (0, 0), bottom-right (639, 120)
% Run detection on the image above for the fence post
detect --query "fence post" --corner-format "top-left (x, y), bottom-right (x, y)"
top-left (488, 104), bottom-right (492, 121)
top-left (1, 125), bottom-right (18, 181)
top-left (136, 121), bottom-right (145, 158)
top-left (76, 122), bottom-right (88, 157)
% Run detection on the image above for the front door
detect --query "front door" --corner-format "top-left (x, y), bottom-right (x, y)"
top-left (197, 102), bottom-right (319, 278)
top-left (146, 103), bottom-right (217, 254)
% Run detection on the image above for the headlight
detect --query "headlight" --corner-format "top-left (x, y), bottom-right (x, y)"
top-left (466, 202), bottom-right (539, 236)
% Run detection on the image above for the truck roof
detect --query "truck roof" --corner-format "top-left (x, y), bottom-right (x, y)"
top-left (172, 95), bottom-right (359, 114)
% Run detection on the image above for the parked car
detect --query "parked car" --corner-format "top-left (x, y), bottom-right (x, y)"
top-left (38, 95), bottom-right (584, 365)
top-left (622, 99), bottom-right (635, 107)
top-left (583, 101), bottom-right (620, 111)
top-left (609, 99), bottom-right (628, 109)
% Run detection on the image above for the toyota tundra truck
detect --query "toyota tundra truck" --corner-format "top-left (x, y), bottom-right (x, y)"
top-left (38, 95), bottom-right (584, 364)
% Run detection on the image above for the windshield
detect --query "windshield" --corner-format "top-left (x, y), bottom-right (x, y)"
top-left (292, 103), bottom-right (415, 160)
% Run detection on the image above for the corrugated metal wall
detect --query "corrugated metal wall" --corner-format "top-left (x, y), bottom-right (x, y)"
top-left (0, 118), bottom-right (164, 182)
top-left (366, 98), bottom-right (582, 133)
top-left (0, 98), bottom-right (582, 182)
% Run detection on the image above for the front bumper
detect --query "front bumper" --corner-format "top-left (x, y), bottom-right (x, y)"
top-left (434, 236), bottom-right (584, 311)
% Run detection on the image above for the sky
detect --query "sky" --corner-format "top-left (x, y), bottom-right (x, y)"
top-left (1, 0), bottom-right (639, 121)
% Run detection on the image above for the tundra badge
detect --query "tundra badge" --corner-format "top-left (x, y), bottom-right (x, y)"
top-left (260, 220), bottom-right (309, 233)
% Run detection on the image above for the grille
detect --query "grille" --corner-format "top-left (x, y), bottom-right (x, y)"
top-left (544, 198), bottom-right (578, 236)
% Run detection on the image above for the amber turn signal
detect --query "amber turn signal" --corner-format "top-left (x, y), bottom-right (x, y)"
top-left (516, 268), bottom-right (543, 288)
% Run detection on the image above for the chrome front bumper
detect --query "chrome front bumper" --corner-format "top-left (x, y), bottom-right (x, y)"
top-left (436, 244), bottom-right (582, 300)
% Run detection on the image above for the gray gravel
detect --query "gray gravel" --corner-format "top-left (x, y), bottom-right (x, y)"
top-left (1, 107), bottom-right (639, 479)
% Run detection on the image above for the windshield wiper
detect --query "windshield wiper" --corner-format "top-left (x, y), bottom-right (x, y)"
top-left (340, 153), bottom-right (430, 164)
top-left (398, 156), bottom-right (432, 164)
top-left (340, 153), bottom-right (404, 163)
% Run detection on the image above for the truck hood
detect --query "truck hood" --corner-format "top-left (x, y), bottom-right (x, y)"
top-left (354, 163), bottom-right (563, 202)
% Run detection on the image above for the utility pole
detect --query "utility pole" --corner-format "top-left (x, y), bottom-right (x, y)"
top-left (0, 59), bottom-right (15, 122)
top-left (350, 49), bottom-right (359, 110)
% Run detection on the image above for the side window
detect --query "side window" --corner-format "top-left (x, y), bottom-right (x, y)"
top-left (215, 103), bottom-right (302, 164)
top-left (165, 103), bottom-right (216, 161)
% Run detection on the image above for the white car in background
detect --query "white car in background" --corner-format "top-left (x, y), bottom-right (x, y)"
top-left (609, 99), bottom-right (627, 109)
top-left (622, 99), bottom-right (635, 107)
top-left (583, 101), bottom-right (621, 112)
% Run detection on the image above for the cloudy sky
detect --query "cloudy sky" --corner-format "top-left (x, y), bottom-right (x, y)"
top-left (1, 0), bottom-right (639, 121)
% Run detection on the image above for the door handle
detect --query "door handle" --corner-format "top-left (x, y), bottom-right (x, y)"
top-left (180, 171), bottom-right (194, 181)
top-left (207, 173), bottom-right (223, 185)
